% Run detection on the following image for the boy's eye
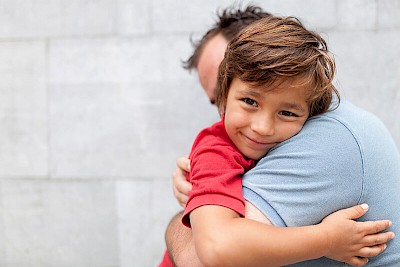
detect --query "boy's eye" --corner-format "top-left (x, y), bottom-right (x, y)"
top-left (279, 110), bottom-right (298, 117)
top-left (241, 98), bottom-right (258, 107)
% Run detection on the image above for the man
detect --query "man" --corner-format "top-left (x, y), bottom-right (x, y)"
top-left (162, 5), bottom-right (400, 267)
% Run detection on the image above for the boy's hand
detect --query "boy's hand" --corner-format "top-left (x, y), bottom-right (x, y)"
top-left (172, 156), bottom-right (192, 207)
top-left (322, 204), bottom-right (395, 266)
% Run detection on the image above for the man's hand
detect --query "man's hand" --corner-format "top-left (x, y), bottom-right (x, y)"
top-left (172, 156), bottom-right (192, 207)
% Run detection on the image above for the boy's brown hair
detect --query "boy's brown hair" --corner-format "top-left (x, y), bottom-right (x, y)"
top-left (216, 16), bottom-right (339, 117)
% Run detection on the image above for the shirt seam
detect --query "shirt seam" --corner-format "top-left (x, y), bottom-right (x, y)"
top-left (323, 113), bottom-right (365, 205)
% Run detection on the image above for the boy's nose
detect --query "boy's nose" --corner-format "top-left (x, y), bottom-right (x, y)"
top-left (251, 117), bottom-right (275, 136)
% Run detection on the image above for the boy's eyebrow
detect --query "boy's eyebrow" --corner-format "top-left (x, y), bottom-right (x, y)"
top-left (281, 101), bottom-right (307, 112)
top-left (237, 89), bottom-right (261, 98)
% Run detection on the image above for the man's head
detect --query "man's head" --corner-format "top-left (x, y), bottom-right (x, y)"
top-left (183, 5), bottom-right (272, 104)
top-left (216, 15), bottom-right (339, 117)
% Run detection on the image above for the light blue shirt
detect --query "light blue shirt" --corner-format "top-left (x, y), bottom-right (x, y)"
top-left (243, 100), bottom-right (400, 266)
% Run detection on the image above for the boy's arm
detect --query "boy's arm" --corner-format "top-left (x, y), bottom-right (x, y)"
top-left (190, 204), bottom-right (394, 267)
top-left (168, 156), bottom-right (394, 266)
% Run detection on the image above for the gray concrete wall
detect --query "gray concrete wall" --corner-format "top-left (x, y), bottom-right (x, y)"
top-left (0, 0), bottom-right (399, 266)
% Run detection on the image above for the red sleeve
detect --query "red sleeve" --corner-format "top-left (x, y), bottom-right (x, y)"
top-left (182, 121), bottom-right (254, 227)
top-left (158, 250), bottom-right (174, 267)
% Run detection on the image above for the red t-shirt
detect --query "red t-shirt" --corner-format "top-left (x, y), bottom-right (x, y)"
top-left (182, 119), bottom-right (254, 227)
top-left (158, 250), bottom-right (174, 267)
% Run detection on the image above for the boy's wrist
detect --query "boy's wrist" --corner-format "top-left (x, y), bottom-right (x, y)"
top-left (314, 223), bottom-right (332, 258)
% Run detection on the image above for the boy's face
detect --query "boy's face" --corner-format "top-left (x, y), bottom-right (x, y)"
top-left (224, 78), bottom-right (310, 160)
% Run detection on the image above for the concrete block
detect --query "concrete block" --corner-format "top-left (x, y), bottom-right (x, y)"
top-left (50, 33), bottom-right (194, 85)
top-left (150, 178), bottom-right (182, 265)
top-left (159, 35), bottom-right (195, 83)
top-left (49, 78), bottom-right (217, 178)
top-left (116, 0), bottom-right (151, 35)
top-left (329, 31), bottom-right (378, 92)
top-left (0, 41), bottom-right (47, 178)
top-left (337, 0), bottom-right (376, 30)
top-left (1, 179), bottom-right (118, 267)
top-left (153, 0), bottom-right (233, 33)
top-left (257, 0), bottom-right (337, 30)
top-left (116, 178), bottom-right (181, 266)
top-left (378, 0), bottom-right (400, 28)
top-left (152, 0), bottom-right (336, 34)
top-left (49, 37), bottom-right (163, 84)
top-left (0, 0), bottom-right (114, 38)
top-left (0, 182), bottom-right (6, 266)
top-left (117, 179), bottom-right (153, 266)
top-left (49, 83), bottom-right (150, 178)
top-left (116, 179), bottom-right (145, 266)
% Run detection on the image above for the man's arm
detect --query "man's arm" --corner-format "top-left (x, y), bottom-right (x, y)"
top-left (167, 157), bottom-right (201, 266)
top-left (165, 211), bottom-right (203, 267)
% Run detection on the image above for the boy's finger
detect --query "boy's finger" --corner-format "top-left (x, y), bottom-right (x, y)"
top-left (361, 220), bottom-right (393, 235)
top-left (344, 256), bottom-right (368, 267)
top-left (363, 231), bottom-right (395, 245)
top-left (357, 243), bottom-right (387, 257)
top-left (335, 204), bottom-right (369, 220)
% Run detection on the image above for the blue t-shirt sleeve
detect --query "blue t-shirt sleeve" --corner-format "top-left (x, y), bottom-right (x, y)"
top-left (242, 115), bottom-right (364, 227)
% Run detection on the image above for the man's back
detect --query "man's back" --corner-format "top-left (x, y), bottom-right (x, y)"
top-left (243, 100), bottom-right (400, 266)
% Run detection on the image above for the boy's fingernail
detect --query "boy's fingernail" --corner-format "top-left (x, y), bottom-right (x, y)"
top-left (360, 203), bottom-right (369, 210)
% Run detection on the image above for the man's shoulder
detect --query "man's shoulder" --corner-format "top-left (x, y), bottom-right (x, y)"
top-left (306, 100), bottom-right (382, 132)
top-left (294, 100), bottom-right (385, 148)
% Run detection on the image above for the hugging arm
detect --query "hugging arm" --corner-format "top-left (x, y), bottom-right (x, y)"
top-left (190, 203), bottom-right (392, 267)
top-left (166, 156), bottom-right (394, 267)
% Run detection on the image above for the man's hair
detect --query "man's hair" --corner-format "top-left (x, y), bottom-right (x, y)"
top-left (216, 16), bottom-right (340, 117)
top-left (182, 5), bottom-right (272, 70)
